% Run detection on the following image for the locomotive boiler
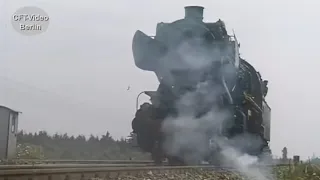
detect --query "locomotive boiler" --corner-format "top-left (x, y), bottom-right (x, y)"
top-left (131, 6), bottom-right (271, 165)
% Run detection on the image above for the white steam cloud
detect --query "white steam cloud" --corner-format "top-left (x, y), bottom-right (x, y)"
top-left (159, 36), bottom-right (274, 179)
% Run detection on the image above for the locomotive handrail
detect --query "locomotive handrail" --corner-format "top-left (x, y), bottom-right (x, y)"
top-left (136, 91), bottom-right (146, 110)
top-left (244, 92), bottom-right (262, 112)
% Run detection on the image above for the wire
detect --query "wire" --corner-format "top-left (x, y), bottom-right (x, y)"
top-left (0, 75), bottom-right (109, 112)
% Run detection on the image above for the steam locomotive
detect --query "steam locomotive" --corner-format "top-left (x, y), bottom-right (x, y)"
top-left (131, 6), bottom-right (271, 165)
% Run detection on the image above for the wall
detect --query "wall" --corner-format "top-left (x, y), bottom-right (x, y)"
top-left (6, 112), bottom-right (18, 158)
top-left (0, 108), bottom-right (9, 159)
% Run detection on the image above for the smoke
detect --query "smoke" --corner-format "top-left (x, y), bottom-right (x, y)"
top-left (161, 80), bottom-right (231, 163)
top-left (159, 35), bottom-right (274, 179)
top-left (220, 146), bottom-right (274, 180)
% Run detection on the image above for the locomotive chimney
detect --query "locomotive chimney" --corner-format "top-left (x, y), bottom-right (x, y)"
top-left (184, 6), bottom-right (204, 21)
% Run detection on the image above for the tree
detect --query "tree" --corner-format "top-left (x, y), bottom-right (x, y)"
top-left (15, 130), bottom-right (149, 160)
top-left (282, 147), bottom-right (288, 161)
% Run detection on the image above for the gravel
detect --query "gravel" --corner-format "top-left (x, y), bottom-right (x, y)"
top-left (117, 169), bottom-right (245, 180)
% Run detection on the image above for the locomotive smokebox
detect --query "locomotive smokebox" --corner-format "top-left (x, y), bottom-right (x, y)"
top-left (184, 6), bottom-right (204, 21)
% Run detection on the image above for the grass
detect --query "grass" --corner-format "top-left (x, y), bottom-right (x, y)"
top-left (275, 163), bottom-right (320, 180)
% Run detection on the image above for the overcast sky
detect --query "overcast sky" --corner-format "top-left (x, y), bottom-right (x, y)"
top-left (1, 0), bottom-right (319, 159)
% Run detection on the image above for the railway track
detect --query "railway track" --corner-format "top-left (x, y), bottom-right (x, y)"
top-left (4, 159), bottom-right (157, 164)
top-left (0, 163), bottom-right (165, 170)
top-left (0, 160), bottom-right (290, 180)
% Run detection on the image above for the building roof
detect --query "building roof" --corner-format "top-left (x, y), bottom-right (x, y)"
top-left (0, 105), bottom-right (21, 113)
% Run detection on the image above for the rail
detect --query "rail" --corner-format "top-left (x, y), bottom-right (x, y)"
top-left (0, 163), bottom-right (162, 170)
top-left (3, 159), bottom-right (156, 164)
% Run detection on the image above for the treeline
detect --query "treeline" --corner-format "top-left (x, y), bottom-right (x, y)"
top-left (16, 131), bottom-right (320, 163)
top-left (16, 131), bottom-right (149, 160)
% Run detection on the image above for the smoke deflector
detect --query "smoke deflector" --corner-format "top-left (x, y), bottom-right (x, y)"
top-left (132, 6), bottom-right (205, 71)
top-left (132, 30), bottom-right (166, 71)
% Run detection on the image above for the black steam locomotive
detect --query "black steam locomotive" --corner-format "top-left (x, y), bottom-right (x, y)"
top-left (131, 6), bottom-right (271, 165)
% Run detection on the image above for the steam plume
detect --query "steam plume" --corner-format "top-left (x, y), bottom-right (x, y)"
top-left (160, 35), bottom-right (274, 179)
